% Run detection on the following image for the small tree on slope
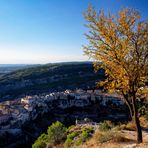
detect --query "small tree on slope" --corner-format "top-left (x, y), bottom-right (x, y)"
top-left (83, 5), bottom-right (148, 143)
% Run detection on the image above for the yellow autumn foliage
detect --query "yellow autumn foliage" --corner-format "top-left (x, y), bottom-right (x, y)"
top-left (83, 6), bottom-right (148, 99)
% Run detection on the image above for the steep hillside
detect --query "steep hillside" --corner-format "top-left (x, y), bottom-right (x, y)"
top-left (0, 62), bottom-right (105, 102)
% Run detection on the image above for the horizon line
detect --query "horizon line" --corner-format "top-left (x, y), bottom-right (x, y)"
top-left (0, 61), bottom-right (92, 65)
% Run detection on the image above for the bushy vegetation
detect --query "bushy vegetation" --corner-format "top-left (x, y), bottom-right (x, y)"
top-left (47, 121), bottom-right (67, 145)
top-left (94, 130), bottom-right (115, 143)
top-left (64, 132), bottom-right (79, 148)
top-left (64, 127), bottom-right (93, 148)
top-left (32, 118), bottom-right (148, 147)
top-left (94, 129), bottom-right (130, 144)
top-left (32, 133), bottom-right (48, 148)
top-left (98, 120), bottom-right (114, 131)
top-left (32, 121), bottom-right (67, 148)
top-left (94, 121), bottom-right (117, 143)
top-left (0, 62), bottom-right (105, 101)
top-left (138, 104), bottom-right (148, 119)
top-left (33, 122), bottom-right (94, 148)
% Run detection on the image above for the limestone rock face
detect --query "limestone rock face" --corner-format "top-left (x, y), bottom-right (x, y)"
top-left (0, 89), bottom-right (127, 147)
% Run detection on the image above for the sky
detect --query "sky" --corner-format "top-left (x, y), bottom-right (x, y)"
top-left (0, 0), bottom-right (147, 64)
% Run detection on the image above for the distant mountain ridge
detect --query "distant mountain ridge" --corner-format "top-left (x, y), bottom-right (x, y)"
top-left (0, 62), bottom-right (105, 102)
top-left (0, 64), bottom-right (27, 67)
top-left (0, 64), bottom-right (37, 75)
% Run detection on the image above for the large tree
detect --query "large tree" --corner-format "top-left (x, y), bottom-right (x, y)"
top-left (83, 5), bottom-right (148, 143)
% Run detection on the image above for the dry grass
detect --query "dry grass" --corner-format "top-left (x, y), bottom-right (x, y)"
top-left (111, 134), bottom-right (132, 143)
top-left (50, 119), bottom-right (148, 148)
top-left (125, 122), bottom-right (136, 131)
top-left (74, 129), bottom-right (148, 148)
top-left (49, 142), bottom-right (148, 148)
top-left (93, 130), bottom-right (132, 143)
top-left (75, 138), bottom-right (148, 148)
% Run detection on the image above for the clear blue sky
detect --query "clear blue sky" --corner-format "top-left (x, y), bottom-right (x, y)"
top-left (0, 0), bottom-right (147, 64)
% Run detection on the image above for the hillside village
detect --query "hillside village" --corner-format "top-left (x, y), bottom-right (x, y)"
top-left (0, 89), bottom-right (124, 127)
top-left (0, 89), bottom-right (125, 147)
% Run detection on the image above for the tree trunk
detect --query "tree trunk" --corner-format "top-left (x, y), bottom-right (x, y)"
top-left (132, 93), bottom-right (143, 143)
top-left (124, 95), bottom-right (133, 119)
top-left (122, 92), bottom-right (133, 119)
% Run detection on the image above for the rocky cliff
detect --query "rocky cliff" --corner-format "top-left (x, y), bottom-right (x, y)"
top-left (0, 89), bottom-right (129, 148)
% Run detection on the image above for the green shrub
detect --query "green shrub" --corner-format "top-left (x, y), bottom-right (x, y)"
top-left (74, 127), bottom-right (93, 146)
top-left (64, 126), bottom-right (94, 147)
top-left (32, 121), bottom-right (67, 148)
top-left (32, 141), bottom-right (46, 148)
top-left (64, 138), bottom-right (73, 148)
top-left (47, 121), bottom-right (67, 145)
top-left (75, 138), bottom-right (83, 146)
top-left (81, 130), bottom-right (89, 140)
top-left (81, 127), bottom-right (93, 141)
top-left (82, 127), bottom-right (93, 134)
top-left (32, 133), bottom-right (48, 148)
top-left (67, 132), bottom-right (78, 139)
top-left (64, 132), bottom-right (78, 148)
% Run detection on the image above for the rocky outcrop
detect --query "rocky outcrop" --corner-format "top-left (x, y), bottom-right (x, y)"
top-left (0, 89), bottom-right (128, 148)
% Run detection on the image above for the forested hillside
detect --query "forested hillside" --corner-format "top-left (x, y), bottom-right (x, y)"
top-left (0, 62), bottom-right (105, 102)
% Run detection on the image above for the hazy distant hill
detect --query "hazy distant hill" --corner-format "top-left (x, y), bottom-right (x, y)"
top-left (0, 62), bottom-right (105, 102)
top-left (0, 64), bottom-right (36, 75)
